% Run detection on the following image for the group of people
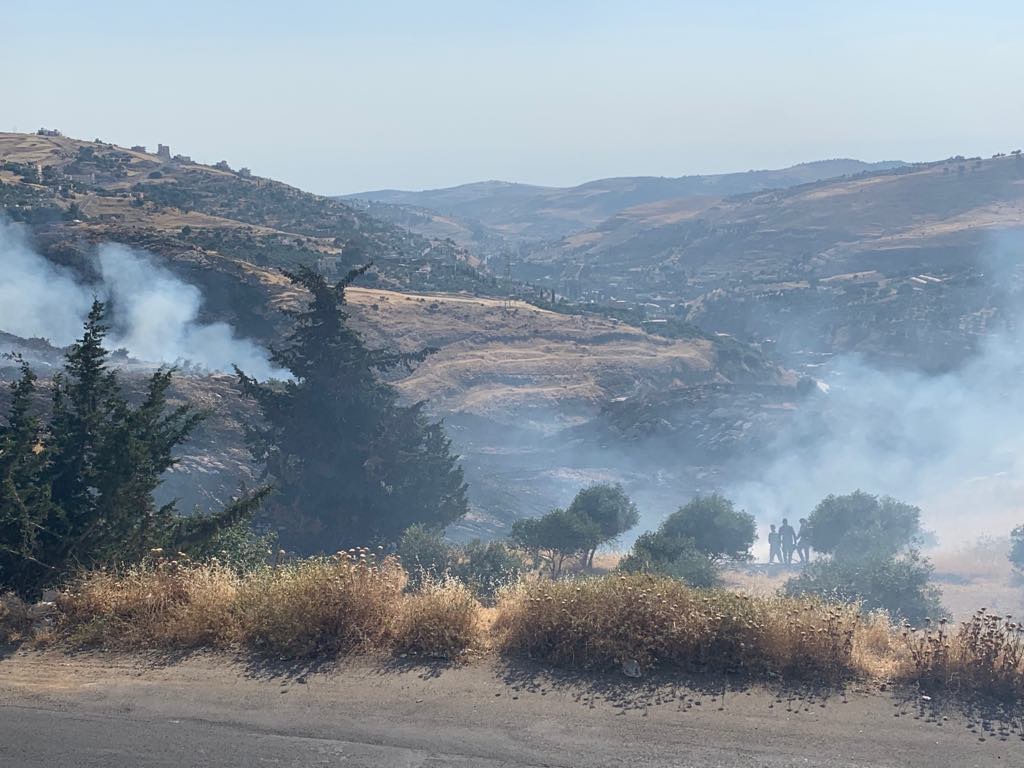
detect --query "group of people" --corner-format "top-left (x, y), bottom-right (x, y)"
top-left (767, 517), bottom-right (811, 564)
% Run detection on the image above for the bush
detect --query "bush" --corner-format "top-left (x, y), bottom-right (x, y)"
top-left (785, 550), bottom-right (945, 626)
top-left (618, 531), bottom-right (720, 587)
top-left (0, 593), bottom-right (31, 644)
top-left (398, 525), bottom-right (456, 590)
top-left (1009, 525), bottom-right (1024, 572)
top-left (806, 491), bottom-right (921, 557)
top-left (659, 494), bottom-right (755, 562)
top-left (901, 609), bottom-right (1024, 701)
top-left (392, 578), bottom-right (481, 658)
top-left (494, 573), bottom-right (859, 681)
top-left (236, 553), bottom-right (405, 656)
top-left (452, 540), bottom-right (523, 601)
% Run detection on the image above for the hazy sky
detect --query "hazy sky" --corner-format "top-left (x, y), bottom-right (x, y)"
top-left (5, 1), bottom-right (1023, 194)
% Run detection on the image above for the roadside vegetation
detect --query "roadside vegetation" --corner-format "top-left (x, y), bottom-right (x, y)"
top-left (2, 264), bottom-right (1022, 704)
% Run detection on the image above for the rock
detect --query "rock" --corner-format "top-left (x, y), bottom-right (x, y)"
top-left (27, 602), bottom-right (56, 620)
top-left (622, 659), bottom-right (642, 678)
top-left (41, 589), bottom-right (59, 603)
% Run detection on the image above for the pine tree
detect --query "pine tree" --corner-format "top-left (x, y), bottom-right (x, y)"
top-left (236, 266), bottom-right (468, 553)
top-left (0, 358), bottom-right (55, 595)
top-left (0, 301), bottom-right (266, 597)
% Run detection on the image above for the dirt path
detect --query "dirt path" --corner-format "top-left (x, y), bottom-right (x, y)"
top-left (1, 651), bottom-right (1020, 767)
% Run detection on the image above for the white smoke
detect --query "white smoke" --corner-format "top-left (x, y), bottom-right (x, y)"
top-left (0, 217), bottom-right (282, 379)
top-left (730, 236), bottom-right (1024, 552)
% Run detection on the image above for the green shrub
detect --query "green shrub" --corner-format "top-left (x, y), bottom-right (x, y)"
top-left (398, 525), bottom-right (456, 590)
top-left (785, 550), bottom-right (945, 626)
top-left (619, 531), bottom-right (720, 587)
top-left (453, 540), bottom-right (523, 601)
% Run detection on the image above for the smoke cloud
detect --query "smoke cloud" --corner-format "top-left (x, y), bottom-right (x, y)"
top-left (0, 217), bottom-right (282, 379)
top-left (731, 236), bottom-right (1024, 551)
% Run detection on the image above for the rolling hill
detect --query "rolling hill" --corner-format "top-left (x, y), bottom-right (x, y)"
top-left (0, 130), bottom-right (791, 533)
top-left (343, 159), bottom-right (905, 247)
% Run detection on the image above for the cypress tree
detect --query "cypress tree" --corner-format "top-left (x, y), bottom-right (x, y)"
top-left (236, 266), bottom-right (468, 553)
top-left (0, 301), bottom-right (266, 597)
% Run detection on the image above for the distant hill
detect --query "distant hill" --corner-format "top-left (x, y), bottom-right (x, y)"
top-left (342, 159), bottom-right (905, 245)
top-left (521, 153), bottom-right (1024, 370)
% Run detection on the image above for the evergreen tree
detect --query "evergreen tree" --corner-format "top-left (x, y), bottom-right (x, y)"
top-left (0, 302), bottom-right (266, 597)
top-left (236, 266), bottom-right (467, 552)
top-left (0, 359), bottom-right (55, 595)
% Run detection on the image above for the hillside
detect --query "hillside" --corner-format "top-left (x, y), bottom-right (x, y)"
top-left (343, 159), bottom-right (904, 248)
top-left (0, 130), bottom-right (791, 533)
top-left (0, 131), bottom-right (492, 296)
top-left (519, 154), bottom-right (1024, 370)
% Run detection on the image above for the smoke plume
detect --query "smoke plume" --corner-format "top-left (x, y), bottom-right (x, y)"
top-left (731, 236), bottom-right (1024, 550)
top-left (0, 217), bottom-right (281, 379)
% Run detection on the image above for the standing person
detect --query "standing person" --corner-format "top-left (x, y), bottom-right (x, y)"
top-left (768, 524), bottom-right (783, 564)
top-left (779, 518), bottom-right (797, 564)
top-left (796, 517), bottom-right (812, 563)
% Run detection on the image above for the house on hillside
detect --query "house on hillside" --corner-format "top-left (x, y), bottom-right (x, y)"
top-left (157, 144), bottom-right (171, 159)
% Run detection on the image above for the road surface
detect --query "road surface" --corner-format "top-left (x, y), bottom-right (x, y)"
top-left (1, 651), bottom-right (1020, 767)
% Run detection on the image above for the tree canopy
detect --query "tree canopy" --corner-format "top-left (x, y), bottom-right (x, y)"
top-left (236, 266), bottom-right (468, 553)
top-left (659, 494), bottom-right (756, 562)
top-left (510, 507), bottom-right (599, 578)
top-left (805, 491), bottom-right (921, 557)
top-left (566, 483), bottom-right (639, 566)
top-left (0, 303), bottom-right (264, 597)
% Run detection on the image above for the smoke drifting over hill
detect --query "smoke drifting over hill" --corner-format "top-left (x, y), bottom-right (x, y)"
top-left (0, 218), bottom-right (281, 379)
top-left (731, 236), bottom-right (1024, 548)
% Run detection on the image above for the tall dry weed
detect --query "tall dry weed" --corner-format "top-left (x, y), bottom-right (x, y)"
top-left (59, 560), bottom-right (240, 649)
top-left (393, 577), bottom-right (481, 658)
top-left (898, 608), bottom-right (1024, 700)
top-left (235, 551), bottom-right (406, 656)
top-left (494, 573), bottom-right (859, 681)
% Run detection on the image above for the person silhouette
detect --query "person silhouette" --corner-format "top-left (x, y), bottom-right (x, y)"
top-left (768, 524), bottom-right (783, 564)
top-left (796, 517), bottom-right (811, 563)
top-left (779, 518), bottom-right (797, 564)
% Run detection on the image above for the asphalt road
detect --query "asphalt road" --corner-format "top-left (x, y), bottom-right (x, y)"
top-left (1, 652), bottom-right (1020, 767)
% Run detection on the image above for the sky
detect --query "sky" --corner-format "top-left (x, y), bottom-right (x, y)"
top-left (4, 1), bottom-right (1023, 195)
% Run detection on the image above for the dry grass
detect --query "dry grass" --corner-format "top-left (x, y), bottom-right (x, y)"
top-left (58, 560), bottom-right (241, 649)
top-left (38, 564), bottom-right (1024, 701)
top-left (492, 573), bottom-right (859, 683)
top-left (235, 553), bottom-right (405, 656)
top-left (56, 551), bottom-right (478, 660)
top-left (0, 593), bottom-right (31, 644)
top-left (897, 609), bottom-right (1024, 700)
top-left (393, 578), bottom-right (482, 658)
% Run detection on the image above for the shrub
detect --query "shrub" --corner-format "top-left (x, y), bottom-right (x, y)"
top-left (493, 573), bottom-right (858, 681)
top-left (452, 540), bottom-right (523, 601)
top-left (659, 494), bottom-right (755, 562)
top-left (392, 578), bottom-right (480, 658)
top-left (398, 525), bottom-right (456, 590)
top-left (236, 552), bottom-right (405, 656)
top-left (0, 593), bottom-right (30, 644)
top-left (1009, 525), bottom-right (1024, 572)
top-left (619, 531), bottom-right (720, 587)
top-left (900, 609), bottom-right (1024, 701)
top-left (785, 550), bottom-right (945, 626)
